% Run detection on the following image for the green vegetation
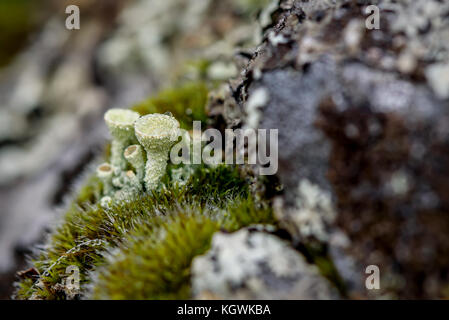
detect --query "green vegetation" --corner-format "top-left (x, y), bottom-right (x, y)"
top-left (132, 82), bottom-right (209, 130)
top-left (0, 0), bottom-right (34, 67)
top-left (15, 163), bottom-right (275, 300)
top-left (14, 81), bottom-right (276, 300)
top-left (14, 81), bottom-right (339, 300)
top-left (91, 208), bottom-right (220, 299)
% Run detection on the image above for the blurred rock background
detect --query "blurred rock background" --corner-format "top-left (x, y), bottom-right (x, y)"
top-left (0, 0), bottom-right (268, 299)
top-left (4, 0), bottom-right (449, 300)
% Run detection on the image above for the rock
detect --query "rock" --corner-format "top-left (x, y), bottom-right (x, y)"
top-left (217, 0), bottom-right (449, 298)
top-left (191, 227), bottom-right (339, 299)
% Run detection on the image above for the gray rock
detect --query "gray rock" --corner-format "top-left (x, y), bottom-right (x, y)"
top-left (216, 0), bottom-right (449, 298)
top-left (191, 228), bottom-right (339, 299)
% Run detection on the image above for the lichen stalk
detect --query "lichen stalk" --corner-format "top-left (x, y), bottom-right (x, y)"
top-left (96, 163), bottom-right (113, 195)
top-left (104, 109), bottom-right (140, 170)
top-left (124, 145), bottom-right (145, 182)
top-left (134, 114), bottom-right (180, 191)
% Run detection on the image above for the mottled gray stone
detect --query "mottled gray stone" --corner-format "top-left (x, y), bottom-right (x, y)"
top-left (192, 228), bottom-right (339, 299)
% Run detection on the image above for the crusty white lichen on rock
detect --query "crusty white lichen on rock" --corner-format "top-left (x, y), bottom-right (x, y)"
top-left (191, 227), bottom-right (339, 299)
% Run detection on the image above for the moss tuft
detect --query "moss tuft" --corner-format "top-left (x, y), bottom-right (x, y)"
top-left (91, 193), bottom-right (276, 299)
top-left (15, 162), bottom-right (274, 300)
top-left (74, 175), bottom-right (103, 208)
top-left (132, 82), bottom-right (209, 130)
top-left (91, 209), bottom-right (220, 300)
top-left (223, 195), bottom-right (276, 231)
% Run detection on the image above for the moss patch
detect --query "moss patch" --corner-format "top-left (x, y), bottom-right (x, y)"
top-left (15, 163), bottom-right (274, 300)
top-left (0, 0), bottom-right (35, 67)
top-left (91, 209), bottom-right (220, 299)
top-left (132, 82), bottom-right (209, 130)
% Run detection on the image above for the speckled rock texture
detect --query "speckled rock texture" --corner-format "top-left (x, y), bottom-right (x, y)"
top-left (212, 0), bottom-right (449, 298)
top-left (192, 227), bottom-right (339, 299)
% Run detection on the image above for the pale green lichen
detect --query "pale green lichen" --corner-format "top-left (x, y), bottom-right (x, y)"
top-left (134, 114), bottom-right (180, 191)
top-left (95, 109), bottom-right (182, 206)
top-left (100, 110), bottom-right (181, 203)
top-left (100, 196), bottom-right (112, 208)
top-left (114, 171), bottom-right (142, 202)
top-left (104, 109), bottom-right (140, 170)
top-left (96, 163), bottom-right (113, 195)
top-left (123, 145), bottom-right (145, 182)
top-left (124, 170), bottom-right (142, 191)
top-left (171, 165), bottom-right (195, 186)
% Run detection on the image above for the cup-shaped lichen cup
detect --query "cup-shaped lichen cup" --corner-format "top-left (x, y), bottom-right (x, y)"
top-left (96, 162), bottom-right (114, 195)
top-left (104, 109), bottom-right (140, 170)
top-left (124, 144), bottom-right (145, 182)
top-left (134, 114), bottom-right (180, 191)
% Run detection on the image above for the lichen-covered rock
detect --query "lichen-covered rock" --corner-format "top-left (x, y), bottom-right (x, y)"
top-left (216, 0), bottom-right (449, 298)
top-left (191, 227), bottom-right (339, 299)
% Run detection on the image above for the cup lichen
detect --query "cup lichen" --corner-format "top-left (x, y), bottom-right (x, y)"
top-left (101, 110), bottom-right (180, 200)
top-left (134, 114), bottom-right (180, 191)
top-left (124, 145), bottom-right (145, 182)
top-left (104, 109), bottom-right (140, 170)
top-left (96, 163), bottom-right (113, 195)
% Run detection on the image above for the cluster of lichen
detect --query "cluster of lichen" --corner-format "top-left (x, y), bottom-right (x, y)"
top-left (99, 108), bottom-right (180, 208)
top-left (16, 162), bottom-right (275, 299)
top-left (96, 82), bottom-right (211, 208)
top-left (14, 82), bottom-right (276, 300)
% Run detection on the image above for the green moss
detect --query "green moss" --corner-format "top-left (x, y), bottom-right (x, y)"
top-left (0, 0), bottom-right (33, 67)
top-left (14, 278), bottom-right (34, 299)
top-left (301, 244), bottom-right (347, 297)
top-left (132, 82), bottom-right (209, 130)
top-left (74, 175), bottom-right (103, 208)
top-left (223, 195), bottom-right (276, 231)
top-left (91, 210), bottom-right (220, 300)
top-left (91, 193), bottom-right (275, 300)
top-left (15, 163), bottom-right (274, 300)
top-left (181, 163), bottom-right (248, 207)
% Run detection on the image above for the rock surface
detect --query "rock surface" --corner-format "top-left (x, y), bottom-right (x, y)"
top-left (192, 227), bottom-right (338, 299)
top-left (215, 0), bottom-right (449, 298)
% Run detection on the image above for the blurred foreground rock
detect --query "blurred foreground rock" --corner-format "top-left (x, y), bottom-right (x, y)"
top-left (192, 227), bottom-right (338, 299)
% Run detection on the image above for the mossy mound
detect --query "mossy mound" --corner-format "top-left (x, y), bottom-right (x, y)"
top-left (92, 195), bottom-right (274, 299)
top-left (14, 81), bottom-right (276, 299)
top-left (132, 82), bottom-right (209, 130)
top-left (15, 163), bottom-right (275, 300)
